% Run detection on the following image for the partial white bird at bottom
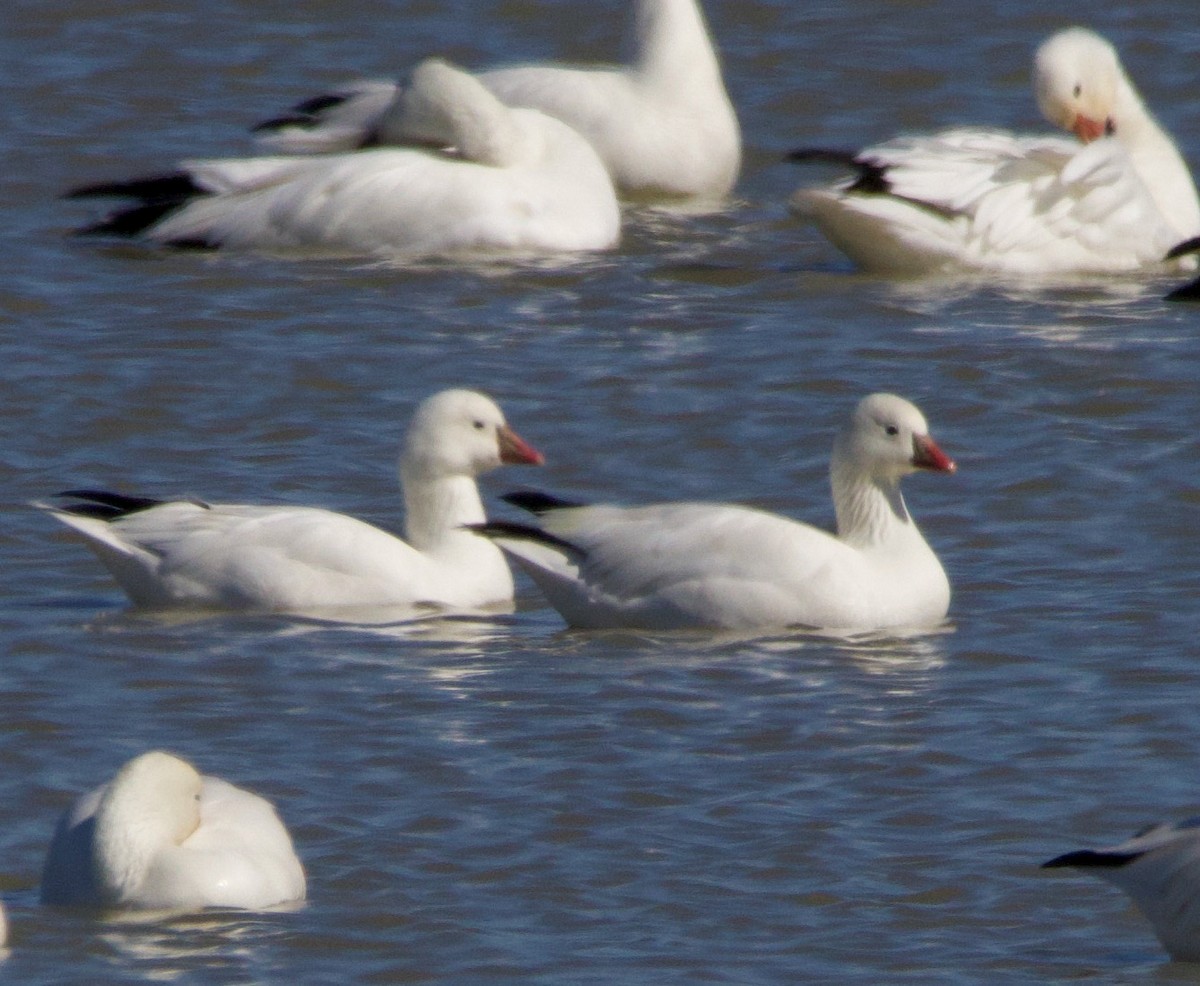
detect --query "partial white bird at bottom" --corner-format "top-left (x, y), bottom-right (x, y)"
top-left (1044, 814), bottom-right (1200, 962)
top-left (41, 751), bottom-right (305, 913)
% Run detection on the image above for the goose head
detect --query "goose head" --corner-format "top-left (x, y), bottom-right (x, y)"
top-left (1034, 28), bottom-right (1127, 143)
top-left (834, 393), bottom-right (955, 486)
top-left (401, 389), bottom-right (543, 483)
top-left (93, 751), bottom-right (203, 900)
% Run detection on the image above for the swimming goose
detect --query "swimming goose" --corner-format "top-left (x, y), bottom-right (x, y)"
top-left (789, 28), bottom-right (1199, 275)
top-left (253, 0), bottom-right (741, 201)
top-left (475, 393), bottom-right (955, 632)
top-left (39, 389), bottom-right (543, 613)
top-left (67, 59), bottom-right (620, 258)
top-left (41, 751), bottom-right (305, 912)
top-left (1044, 815), bottom-right (1200, 962)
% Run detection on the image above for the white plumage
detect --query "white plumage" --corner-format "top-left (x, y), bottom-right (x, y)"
top-left (69, 60), bottom-right (620, 259)
top-left (39, 389), bottom-right (543, 614)
top-left (790, 28), bottom-right (1199, 275)
top-left (41, 751), bottom-right (305, 913)
top-left (1044, 815), bottom-right (1200, 962)
top-left (254, 0), bottom-right (741, 201)
top-left (479, 393), bottom-right (955, 633)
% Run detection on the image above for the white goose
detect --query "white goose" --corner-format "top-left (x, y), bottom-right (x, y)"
top-left (41, 751), bottom-right (305, 912)
top-left (476, 393), bottom-right (955, 632)
top-left (1044, 815), bottom-right (1200, 962)
top-left (67, 59), bottom-right (620, 259)
top-left (39, 389), bottom-right (543, 613)
top-left (253, 0), bottom-right (741, 201)
top-left (789, 28), bottom-right (1200, 275)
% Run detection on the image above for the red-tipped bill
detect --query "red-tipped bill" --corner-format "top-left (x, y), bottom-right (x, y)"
top-left (912, 434), bottom-right (956, 473)
top-left (498, 425), bottom-right (544, 466)
top-left (1072, 114), bottom-right (1108, 143)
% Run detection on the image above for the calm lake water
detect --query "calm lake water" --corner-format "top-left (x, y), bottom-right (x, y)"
top-left (3, 0), bottom-right (1200, 982)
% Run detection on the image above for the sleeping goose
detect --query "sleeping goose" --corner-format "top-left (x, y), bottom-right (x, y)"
top-left (66, 59), bottom-right (620, 259)
top-left (475, 393), bottom-right (955, 632)
top-left (252, 0), bottom-right (740, 201)
top-left (1044, 815), bottom-right (1200, 962)
top-left (788, 28), bottom-right (1200, 275)
top-left (41, 751), bottom-right (305, 912)
top-left (38, 389), bottom-right (543, 613)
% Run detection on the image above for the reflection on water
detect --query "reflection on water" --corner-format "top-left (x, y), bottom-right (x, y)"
top-left (603, 623), bottom-right (952, 672)
top-left (96, 910), bottom-right (300, 979)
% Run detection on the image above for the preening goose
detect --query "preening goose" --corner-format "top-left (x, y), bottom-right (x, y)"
top-left (66, 59), bottom-right (620, 259)
top-left (39, 389), bottom-right (543, 613)
top-left (41, 751), bottom-right (305, 912)
top-left (253, 0), bottom-right (741, 201)
top-left (1044, 815), bottom-right (1200, 962)
top-left (476, 393), bottom-right (955, 632)
top-left (788, 28), bottom-right (1199, 275)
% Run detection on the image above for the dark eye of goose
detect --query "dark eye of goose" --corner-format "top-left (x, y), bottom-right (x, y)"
top-left (1105, 118), bottom-right (1115, 136)
top-left (1073, 83), bottom-right (1082, 98)
top-left (472, 420), bottom-right (486, 430)
top-left (885, 425), bottom-right (899, 436)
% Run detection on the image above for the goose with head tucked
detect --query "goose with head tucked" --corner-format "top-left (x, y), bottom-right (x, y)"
top-left (475, 393), bottom-right (955, 632)
top-left (788, 28), bottom-right (1199, 275)
top-left (1044, 814), bottom-right (1200, 962)
top-left (252, 0), bottom-right (740, 202)
top-left (38, 389), bottom-right (543, 614)
top-left (66, 59), bottom-right (620, 259)
top-left (41, 751), bottom-right (305, 912)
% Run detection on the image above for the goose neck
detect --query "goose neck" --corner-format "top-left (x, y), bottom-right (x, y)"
top-left (830, 464), bottom-right (911, 550)
top-left (633, 0), bottom-right (722, 86)
top-left (402, 470), bottom-right (487, 552)
top-left (1113, 82), bottom-right (1200, 237)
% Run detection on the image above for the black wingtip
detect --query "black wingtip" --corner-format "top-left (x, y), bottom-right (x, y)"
top-left (1165, 278), bottom-right (1200, 303)
top-left (501, 490), bottom-right (585, 515)
top-left (293, 93), bottom-right (351, 114)
top-left (785, 148), bottom-right (892, 195)
top-left (67, 172), bottom-right (210, 241)
top-left (1165, 236), bottom-right (1200, 261)
top-left (1164, 236), bottom-right (1200, 301)
top-left (1041, 849), bottom-right (1140, 870)
top-left (251, 92), bottom-right (354, 133)
top-left (65, 173), bottom-right (204, 203)
top-left (468, 520), bottom-right (586, 558)
top-left (251, 115), bottom-right (314, 134)
top-left (75, 201), bottom-right (186, 239)
top-left (52, 489), bottom-right (166, 521)
top-left (786, 148), bottom-right (864, 167)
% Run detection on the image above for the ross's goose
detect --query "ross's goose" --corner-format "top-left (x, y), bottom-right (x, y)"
top-left (252, 0), bottom-right (740, 201)
top-left (475, 393), bottom-right (955, 632)
top-left (1044, 815), bottom-right (1200, 962)
top-left (38, 389), bottom-right (543, 613)
top-left (788, 28), bottom-right (1200, 275)
top-left (66, 59), bottom-right (620, 259)
top-left (41, 751), bottom-right (305, 912)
